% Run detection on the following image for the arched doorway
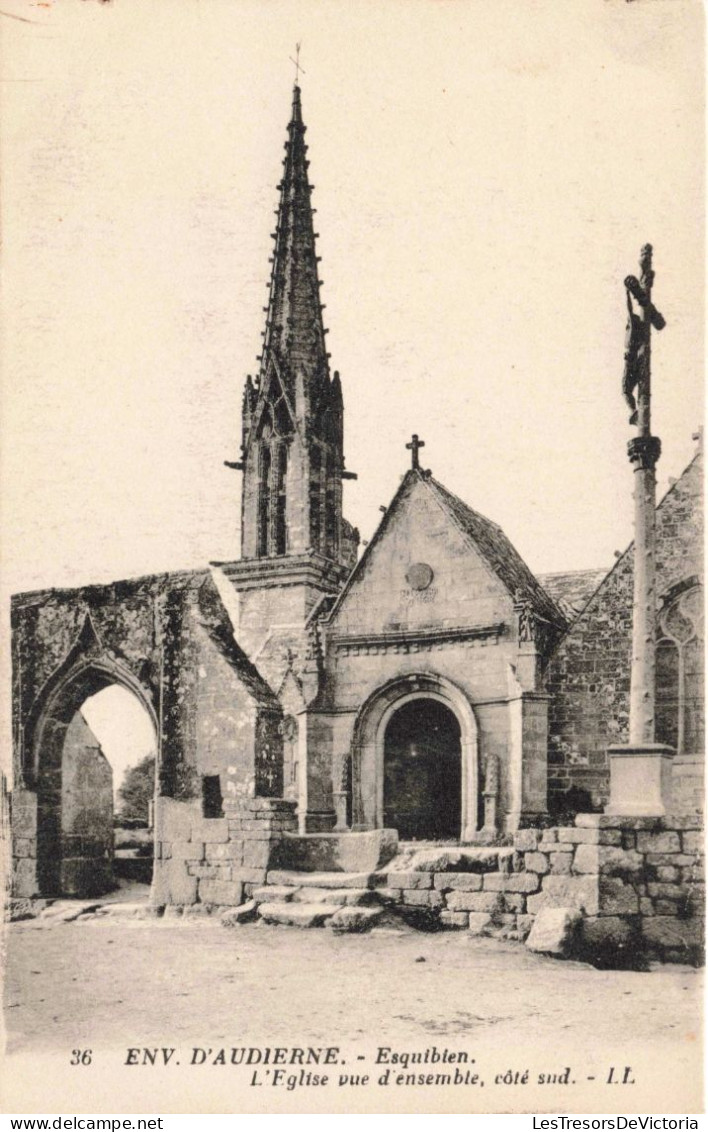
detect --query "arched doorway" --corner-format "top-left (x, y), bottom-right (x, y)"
top-left (383, 699), bottom-right (461, 840)
top-left (351, 674), bottom-right (479, 840)
top-left (30, 661), bottom-right (158, 898)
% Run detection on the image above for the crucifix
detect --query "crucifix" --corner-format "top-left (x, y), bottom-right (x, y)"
top-left (289, 43), bottom-right (305, 86)
top-left (406, 433), bottom-right (425, 470)
top-left (607, 244), bottom-right (672, 817)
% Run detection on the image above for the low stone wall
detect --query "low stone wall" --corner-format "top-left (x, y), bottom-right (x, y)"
top-left (151, 796), bottom-right (298, 907)
top-left (381, 816), bottom-right (704, 964)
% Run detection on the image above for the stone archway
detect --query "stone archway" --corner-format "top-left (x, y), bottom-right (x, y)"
top-left (27, 657), bottom-right (158, 897)
top-left (351, 674), bottom-right (479, 841)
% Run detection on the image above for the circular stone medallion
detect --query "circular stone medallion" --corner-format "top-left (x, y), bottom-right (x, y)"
top-left (406, 562), bottom-right (434, 591)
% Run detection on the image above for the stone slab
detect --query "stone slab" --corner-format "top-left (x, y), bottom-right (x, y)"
top-left (526, 907), bottom-right (580, 955)
top-left (266, 870), bottom-right (376, 889)
top-left (221, 900), bottom-right (258, 927)
top-left (293, 887), bottom-right (375, 906)
top-left (252, 885), bottom-right (295, 903)
top-left (405, 847), bottom-right (513, 874)
top-left (328, 906), bottom-right (383, 932)
top-left (258, 902), bottom-right (339, 927)
top-left (271, 829), bottom-right (398, 873)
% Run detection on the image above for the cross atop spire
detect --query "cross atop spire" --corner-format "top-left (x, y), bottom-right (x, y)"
top-left (289, 42), bottom-right (305, 86)
top-left (406, 434), bottom-right (425, 470)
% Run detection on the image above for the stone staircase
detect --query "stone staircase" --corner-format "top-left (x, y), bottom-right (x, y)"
top-left (244, 845), bottom-right (517, 933)
top-left (252, 870), bottom-right (386, 931)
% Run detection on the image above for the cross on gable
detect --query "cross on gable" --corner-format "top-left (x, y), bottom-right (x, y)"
top-left (406, 434), bottom-right (425, 470)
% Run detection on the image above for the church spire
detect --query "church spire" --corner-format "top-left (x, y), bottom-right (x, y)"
top-left (235, 81), bottom-right (357, 570)
top-left (259, 84), bottom-right (329, 394)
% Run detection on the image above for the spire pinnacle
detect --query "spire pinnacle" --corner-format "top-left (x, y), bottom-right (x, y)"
top-left (258, 79), bottom-right (328, 397)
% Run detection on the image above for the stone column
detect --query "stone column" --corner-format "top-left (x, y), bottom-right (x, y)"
top-left (607, 245), bottom-right (673, 816)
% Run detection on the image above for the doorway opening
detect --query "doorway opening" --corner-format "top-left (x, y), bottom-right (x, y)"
top-left (383, 698), bottom-right (461, 840)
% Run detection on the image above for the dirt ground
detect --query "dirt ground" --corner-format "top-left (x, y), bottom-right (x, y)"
top-left (2, 914), bottom-right (704, 1114)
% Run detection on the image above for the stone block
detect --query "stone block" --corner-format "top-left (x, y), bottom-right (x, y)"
top-left (401, 889), bottom-right (444, 908)
top-left (208, 842), bottom-right (244, 862)
top-left (272, 829), bottom-right (398, 873)
top-left (501, 893), bottom-right (526, 912)
top-left (440, 911), bottom-right (469, 929)
top-left (524, 852), bottom-right (550, 875)
top-left (447, 890), bottom-right (502, 913)
top-left (550, 852), bottom-right (572, 875)
top-left (258, 902), bottom-right (337, 927)
top-left (192, 819), bottom-right (229, 844)
top-left (636, 831), bottom-right (681, 854)
top-left (171, 841), bottom-right (205, 862)
top-left (221, 900), bottom-right (257, 927)
top-left (433, 872), bottom-right (483, 892)
top-left (575, 815), bottom-right (661, 830)
top-left (573, 845), bottom-right (643, 877)
top-left (647, 852), bottom-right (696, 868)
top-left (647, 882), bottom-right (684, 899)
top-left (252, 885), bottom-right (295, 902)
top-left (151, 860), bottom-right (198, 906)
top-left (580, 916), bottom-right (635, 954)
top-left (154, 798), bottom-right (198, 842)
top-left (558, 827), bottom-right (601, 844)
top-left (598, 877), bottom-right (639, 915)
top-left (232, 868), bottom-right (267, 884)
top-left (375, 888), bottom-right (402, 904)
top-left (10, 791), bottom-right (38, 838)
top-left (12, 857), bottom-right (38, 897)
top-left (513, 829), bottom-right (540, 851)
top-left (526, 907), bottom-right (580, 955)
top-left (242, 842), bottom-right (273, 869)
top-left (188, 865), bottom-right (227, 879)
top-left (467, 912), bottom-right (495, 935)
top-left (386, 871), bottom-right (432, 890)
top-left (640, 897), bottom-right (655, 915)
top-left (266, 869), bottom-right (375, 889)
top-left (406, 847), bottom-right (512, 873)
top-left (526, 874), bottom-right (600, 916)
top-left (294, 887), bottom-right (374, 906)
top-left (516, 914), bottom-right (534, 940)
top-left (329, 906), bottom-right (383, 932)
top-left (641, 916), bottom-right (704, 953)
top-left (654, 866), bottom-right (680, 883)
top-left (538, 828), bottom-right (558, 844)
top-left (484, 872), bottom-right (540, 893)
top-left (198, 878), bottom-right (244, 905)
top-left (682, 832), bottom-right (704, 854)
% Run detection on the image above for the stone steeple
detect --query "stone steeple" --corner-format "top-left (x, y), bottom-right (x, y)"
top-left (237, 84), bottom-right (355, 567)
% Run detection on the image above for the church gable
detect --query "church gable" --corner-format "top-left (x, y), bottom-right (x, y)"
top-left (328, 471), bottom-right (518, 638)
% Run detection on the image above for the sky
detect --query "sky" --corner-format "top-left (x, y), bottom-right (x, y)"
top-left (0, 0), bottom-right (704, 771)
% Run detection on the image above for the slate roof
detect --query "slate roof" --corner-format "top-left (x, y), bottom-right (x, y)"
top-left (537, 568), bottom-right (609, 622)
top-left (425, 474), bottom-right (566, 629)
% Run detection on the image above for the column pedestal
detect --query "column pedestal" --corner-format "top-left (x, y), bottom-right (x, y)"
top-left (605, 744), bottom-right (674, 816)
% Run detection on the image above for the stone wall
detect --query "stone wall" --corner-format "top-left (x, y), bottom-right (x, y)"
top-left (60, 713), bottom-right (113, 896)
top-left (546, 452), bottom-right (703, 816)
top-left (11, 570), bottom-right (289, 901)
top-left (380, 816), bottom-right (704, 964)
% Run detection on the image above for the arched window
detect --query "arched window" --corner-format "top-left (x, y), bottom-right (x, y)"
top-left (655, 582), bottom-right (704, 755)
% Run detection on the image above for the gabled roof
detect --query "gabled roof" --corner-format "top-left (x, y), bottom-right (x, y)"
top-left (328, 469), bottom-right (567, 630)
top-left (426, 475), bottom-right (566, 629)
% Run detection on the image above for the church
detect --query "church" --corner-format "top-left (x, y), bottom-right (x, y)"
top-left (9, 84), bottom-right (703, 913)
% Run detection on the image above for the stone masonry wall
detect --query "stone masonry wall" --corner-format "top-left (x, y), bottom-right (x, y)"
top-left (546, 453), bottom-right (703, 815)
top-left (380, 816), bottom-right (704, 964)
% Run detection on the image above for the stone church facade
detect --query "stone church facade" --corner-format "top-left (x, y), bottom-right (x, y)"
top-left (9, 85), bottom-right (704, 908)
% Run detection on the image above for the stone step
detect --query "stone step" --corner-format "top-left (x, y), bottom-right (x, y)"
top-left (291, 887), bottom-right (378, 906)
top-left (266, 869), bottom-right (380, 889)
top-left (258, 902), bottom-right (340, 928)
top-left (252, 885), bottom-right (295, 903)
top-left (329, 906), bottom-right (384, 933)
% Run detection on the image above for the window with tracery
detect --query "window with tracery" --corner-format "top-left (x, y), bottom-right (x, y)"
top-left (655, 582), bottom-right (704, 755)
